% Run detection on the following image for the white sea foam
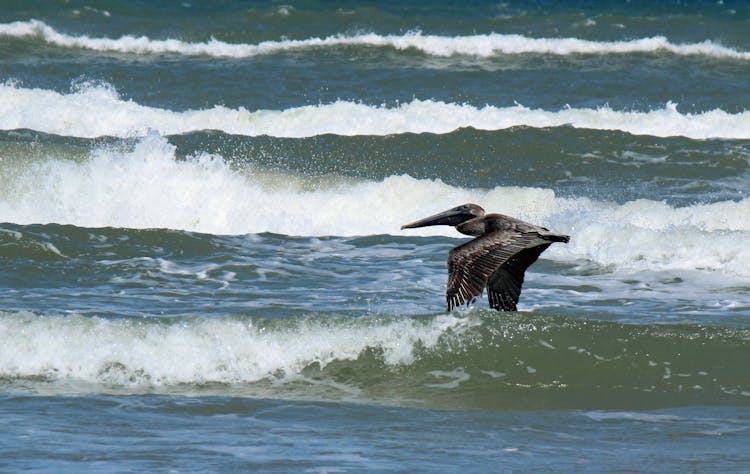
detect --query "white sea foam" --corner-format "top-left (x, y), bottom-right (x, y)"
top-left (2, 134), bottom-right (750, 277)
top-left (583, 411), bottom-right (684, 423)
top-left (0, 311), bottom-right (465, 385)
top-left (2, 19), bottom-right (749, 59)
top-left (3, 82), bottom-right (750, 139)
top-left (548, 197), bottom-right (750, 277)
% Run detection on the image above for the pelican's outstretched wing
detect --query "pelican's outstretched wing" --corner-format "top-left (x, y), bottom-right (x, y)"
top-left (486, 244), bottom-right (550, 311)
top-left (446, 231), bottom-right (550, 311)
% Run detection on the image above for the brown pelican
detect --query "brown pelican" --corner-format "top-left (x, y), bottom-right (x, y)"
top-left (401, 203), bottom-right (569, 312)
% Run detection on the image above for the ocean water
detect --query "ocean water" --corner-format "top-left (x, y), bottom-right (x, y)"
top-left (2, 0), bottom-right (750, 471)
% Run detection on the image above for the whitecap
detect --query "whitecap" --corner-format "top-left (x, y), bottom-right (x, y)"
top-left (3, 82), bottom-right (750, 139)
top-left (2, 134), bottom-right (750, 277)
top-left (0, 311), bottom-right (467, 385)
top-left (2, 20), bottom-right (749, 60)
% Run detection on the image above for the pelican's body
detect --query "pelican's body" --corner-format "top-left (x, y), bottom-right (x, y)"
top-left (401, 203), bottom-right (569, 311)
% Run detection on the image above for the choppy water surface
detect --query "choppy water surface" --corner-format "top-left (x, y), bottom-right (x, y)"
top-left (2, 1), bottom-right (750, 471)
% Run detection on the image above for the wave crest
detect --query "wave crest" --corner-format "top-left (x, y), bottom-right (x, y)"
top-left (2, 311), bottom-right (748, 409)
top-left (2, 134), bottom-right (750, 277)
top-left (3, 82), bottom-right (750, 139)
top-left (2, 20), bottom-right (749, 60)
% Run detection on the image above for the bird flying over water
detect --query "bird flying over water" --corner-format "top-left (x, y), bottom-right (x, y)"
top-left (401, 203), bottom-right (569, 312)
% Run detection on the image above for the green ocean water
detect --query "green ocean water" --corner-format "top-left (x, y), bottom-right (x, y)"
top-left (2, 1), bottom-right (750, 471)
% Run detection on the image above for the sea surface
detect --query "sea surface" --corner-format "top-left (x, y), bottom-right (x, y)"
top-left (2, 1), bottom-right (750, 472)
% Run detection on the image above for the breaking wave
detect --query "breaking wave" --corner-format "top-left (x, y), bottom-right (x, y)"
top-left (1, 310), bottom-right (748, 409)
top-left (2, 133), bottom-right (750, 277)
top-left (2, 20), bottom-right (749, 60)
top-left (2, 82), bottom-right (750, 139)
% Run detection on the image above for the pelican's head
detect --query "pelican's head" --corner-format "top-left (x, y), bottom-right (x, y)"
top-left (401, 203), bottom-right (485, 229)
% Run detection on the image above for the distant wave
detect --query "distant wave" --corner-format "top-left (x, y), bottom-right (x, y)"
top-left (2, 134), bottom-right (750, 277)
top-left (1, 19), bottom-right (749, 59)
top-left (3, 82), bottom-right (750, 139)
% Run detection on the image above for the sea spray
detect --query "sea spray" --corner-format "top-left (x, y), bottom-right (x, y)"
top-left (2, 134), bottom-right (750, 277)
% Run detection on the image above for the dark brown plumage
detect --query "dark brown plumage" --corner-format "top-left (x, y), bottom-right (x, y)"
top-left (401, 203), bottom-right (569, 311)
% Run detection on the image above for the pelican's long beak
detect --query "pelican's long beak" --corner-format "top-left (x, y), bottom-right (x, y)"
top-left (401, 207), bottom-right (468, 229)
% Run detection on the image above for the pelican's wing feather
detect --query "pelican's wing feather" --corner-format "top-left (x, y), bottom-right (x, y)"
top-left (446, 231), bottom-right (549, 311)
top-left (486, 244), bottom-right (550, 311)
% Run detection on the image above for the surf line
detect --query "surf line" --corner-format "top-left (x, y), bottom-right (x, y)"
top-left (2, 20), bottom-right (749, 60)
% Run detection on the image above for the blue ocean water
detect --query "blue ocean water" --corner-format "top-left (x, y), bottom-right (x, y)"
top-left (1, 1), bottom-right (750, 471)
